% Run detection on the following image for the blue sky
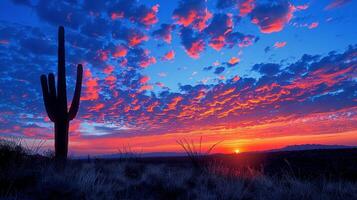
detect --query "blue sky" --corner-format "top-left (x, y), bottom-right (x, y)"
top-left (0, 0), bottom-right (356, 154)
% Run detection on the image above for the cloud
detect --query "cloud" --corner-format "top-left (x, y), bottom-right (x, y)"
top-left (178, 13), bottom-right (258, 55)
top-left (250, 0), bottom-right (295, 33)
top-left (111, 45), bottom-right (128, 58)
top-left (205, 13), bottom-right (233, 51)
top-left (162, 50), bottom-right (175, 61)
top-left (108, 0), bottom-right (158, 26)
top-left (180, 28), bottom-right (205, 58)
top-left (214, 66), bottom-right (225, 74)
top-left (139, 76), bottom-right (150, 84)
top-left (252, 63), bottom-right (281, 76)
top-left (1, 2), bottom-right (356, 154)
top-left (173, 0), bottom-right (212, 31)
top-left (308, 22), bottom-right (319, 29)
top-left (112, 26), bottom-right (149, 47)
top-left (1, 45), bottom-right (357, 141)
top-left (238, 0), bottom-right (255, 16)
top-left (228, 57), bottom-right (240, 66)
top-left (274, 41), bottom-right (287, 48)
top-left (152, 24), bottom-right (175, 44)
top-left (216, 0), bottom-right (255, 16)
top-left (325, 0), bottom-right (352, 10)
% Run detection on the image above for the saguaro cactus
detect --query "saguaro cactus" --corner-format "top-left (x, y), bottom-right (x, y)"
top-left (40, 26), bottom-right (83, 161)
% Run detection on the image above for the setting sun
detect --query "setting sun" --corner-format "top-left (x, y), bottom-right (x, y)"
top-left (234, 149), bottom-right (241, 154)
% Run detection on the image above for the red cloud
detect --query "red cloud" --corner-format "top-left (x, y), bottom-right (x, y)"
top-left (173, 0), bottom-right (212, 31)
top-left (185, 39), bottom-right (205, 59)
top-left (238, 0), bottom-right (255, 16)
top-left (162, 50), bottom-right (175, 61)
top-left (140, 5), bottom-right (159, 26)
top-left (139, 50), bottom-right (157, 68)
top-left (139, 76), bottom-right (150, 84)
top-left (112, 45), bottom-right (127, 58)
top-left (129, 34), bottom-right (149, 47)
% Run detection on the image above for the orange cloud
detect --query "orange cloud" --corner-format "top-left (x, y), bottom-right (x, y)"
top-left (228, 57), bottom-right (240, 65)
top-left (89, 103), bottom-right (105, 112)
top-left (81, 68), bottom-right (100, 101)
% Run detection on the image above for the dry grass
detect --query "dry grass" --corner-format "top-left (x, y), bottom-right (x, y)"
top-left (1, 139), bottom-right (357, 199)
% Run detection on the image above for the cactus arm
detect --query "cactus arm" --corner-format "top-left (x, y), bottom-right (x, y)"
top-left (40, 75), bottom-right (56, 122)
top-left (57, 26), bottom-right (68, 113)
top-left (48, 73), bottom-right (57, 101)
top-left (68, 64), bottom-right (83, 121)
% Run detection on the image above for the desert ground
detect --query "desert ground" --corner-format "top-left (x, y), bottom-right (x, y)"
top-left (1, 139), bottom-right (357, 200)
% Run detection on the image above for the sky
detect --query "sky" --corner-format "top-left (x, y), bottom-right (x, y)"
top-left (0, 0), bottom-right (356, 155)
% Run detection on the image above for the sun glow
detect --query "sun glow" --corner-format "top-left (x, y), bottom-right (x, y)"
top-left (234, 149), bottom-right (241, 154)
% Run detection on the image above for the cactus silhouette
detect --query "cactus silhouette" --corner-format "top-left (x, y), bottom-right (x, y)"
top-left (40, 26), bottom-right (83, 161)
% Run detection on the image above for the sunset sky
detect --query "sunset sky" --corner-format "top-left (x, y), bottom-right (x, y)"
top-left (0, 0), bottom-right (356, 155)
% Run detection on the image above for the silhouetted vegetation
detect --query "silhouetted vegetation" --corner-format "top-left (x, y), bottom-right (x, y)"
top-left (40, 26), bottom-right (83, 161)
top-left (1, 139), bottom-right (357, 199)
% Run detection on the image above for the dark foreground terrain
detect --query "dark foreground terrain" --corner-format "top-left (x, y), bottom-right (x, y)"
top-left (1, 140), bottom-right (357, 200)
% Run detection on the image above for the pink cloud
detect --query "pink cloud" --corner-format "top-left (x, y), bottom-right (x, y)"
top-left (139, 76), bottom-right (150, 84)
top-left (112, 45), bottom-right (127, 58)
top-left (162, 50), bottom-right (175, 61)
top-left (308, 22), bottom-right (319, 29)
top-left (238, 0), bottom-right (255, 16)
top-left (251, 2), bottom-right (296, 34)
top-left (185, 39), bottom-right (205, 59)
top-left (325, 0), bottom-right (352, 10)
top-left (274, 41), bottom-right (287, 48)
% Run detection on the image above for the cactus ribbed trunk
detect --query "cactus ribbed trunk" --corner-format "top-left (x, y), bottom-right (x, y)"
top-left (55, 120), bottom-right (69, 160)
top-left (40, 26), bottom-right (83, 162)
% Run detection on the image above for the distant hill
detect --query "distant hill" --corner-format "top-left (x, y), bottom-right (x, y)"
top-left (88, 152), bottom-right (187, 159)
top-left (267, 144), bottom-right (357, 152)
